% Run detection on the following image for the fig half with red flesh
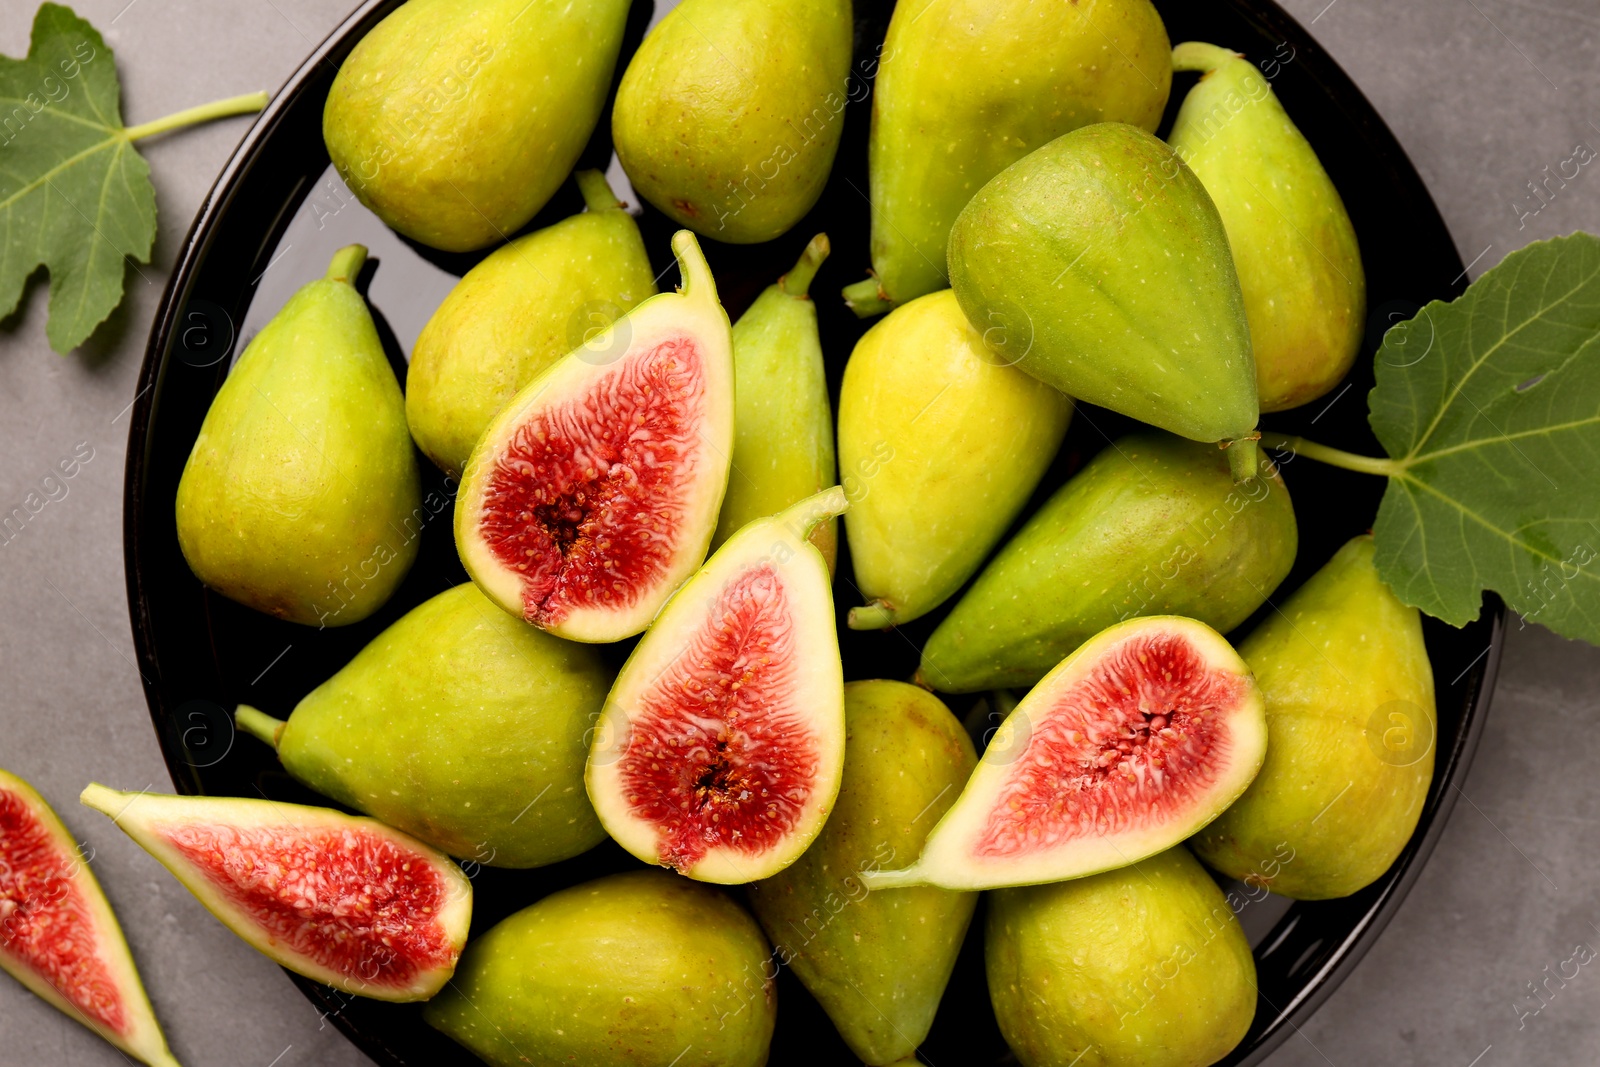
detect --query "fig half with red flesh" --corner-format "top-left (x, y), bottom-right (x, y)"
top-left (587, 487), bottom-right (850, 883)
top-left (456, 229), bottom-right (735, 642)
top-left (865, 617), bottom-right (1266, 890)
top-left (80, 786), bottom-right (472, 1002)
top-left (0, 769), bottom-right (179, 1067)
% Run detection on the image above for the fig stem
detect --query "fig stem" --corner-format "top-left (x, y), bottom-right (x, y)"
top-left (575, 169), bottom-right (622, 212)
top-left (325, 244), bottom-right (368, 285)
top-left (843, 277), bottom-right (894, 318)
top-left (670, 230), bottom-right (716, 303)
top-left (779, 234), bottom-right (831, 299)
top-left (1258, 431), bottom-right (1403, 477)
top-left (235, 705), bottom-right (287, 750)
top-left (1171, 41), bottom-right (1242, 75)
top-left (1224, 436), bottom-right (1261, 484)
top-left (776, 485), bottom-right (850, 544)
top-left (78, 783), bottom-right (123, 819)
top-left (122, 90), bottom-right (269, 142)
top-left (860, 866), bottom-right (923, 890)
top-left (848, 601), bottom-right (897, 631)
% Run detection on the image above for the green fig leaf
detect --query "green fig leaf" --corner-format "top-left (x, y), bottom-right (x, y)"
top-left (1366, 232), bottom-right (1600, 639)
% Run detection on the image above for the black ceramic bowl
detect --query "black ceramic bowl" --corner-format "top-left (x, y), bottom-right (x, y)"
top-left (124, 1), bottom-right (1504, 1064)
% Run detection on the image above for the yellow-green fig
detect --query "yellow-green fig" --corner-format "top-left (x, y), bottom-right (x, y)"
top-left (406, 171), bottom-right (657, 475)
top-left (425, 870), bottom-right (776, 1067)
top-left (175, 246), bottom-right (420, 627)
top-left (323, 0), bottom-right (630, 252)
top-left (845, 0), bottom-right (1171, 313)
top-left (613, 0), bottom-right (852, 243)
top-left (1169, 42), bottom-right (1366, 412)
top-left (713, 234), bottom-right (839, 570)
top-left (987, 846), bottom-right (1256, 1067)
top-left (747, 680), bottom-right (977, 1064)
top-left (839, 290), bottom-right (1072, 630)
top-left (1192, 535), bottom-right (1437, 899)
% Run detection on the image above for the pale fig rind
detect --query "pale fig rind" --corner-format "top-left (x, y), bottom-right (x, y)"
top-left (406, 170), bottom-right (658, 475)
top-left (1192, 535), bottom-right (1437, 899)
top-left (0, 769), bottom-right (180, 1067)
top-left (80, 786), bottom-right (471, 1003)
top-left (839, 290), bottom-right (1072, 630)
top-left (587, 488), bottom-right (848, 885)
top-left (235, 582), bottom-right (612, 869)
top-left (747, 680), bottom-right (978, 1063)
top-left (455, 230), bottom-right (736, 643)
top-left (424, 870), bottom-right (775, 1067)
top-left (865, 617), bottom-right (1266, 891)
top-left (323, 0), bottom-right (631, 252)
top-left (613, 0), bottom-right (852, 244)
top-left (1169, 42), bottom-right (1366, 413)
top-left (861, 0), bottom-right (1172, 307)
top-left (987, 846), bottom-right (1257, 1067)
top-left (947, 122), bottom-right (1259, 452)
top-left (919, 432), bottom-right (1297, 693)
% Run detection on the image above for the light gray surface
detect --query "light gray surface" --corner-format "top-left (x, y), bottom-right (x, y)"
top-left (0, 1), bottom-right (1594, 1065)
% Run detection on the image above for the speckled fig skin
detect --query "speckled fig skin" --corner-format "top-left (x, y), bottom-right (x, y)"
top-left (947, 123), bottom-right (1260, 476)
top-left (919, 433), bottom-right (1297, 694)
top-left (746, 680), bottom-right (977, 1064)
top-left (1169, 42), bottom-right (1365, 412)
top-left (1192, 536), bottom-right (1437, 900)
top-left (406, 171), bottom-right (657, 476)
top-left (987, 847), bottom-right (1256, 1067)
top-left (854, 0), bottom-right (1171, 309)
top-left (613, 0), bottom-right (852, 244)
top-left (425, 870), bottom-right (776, 1067)
top-left (323, 0), bottom-right (630, 252)
top-left (839, 290), bottom-right (1072, 630)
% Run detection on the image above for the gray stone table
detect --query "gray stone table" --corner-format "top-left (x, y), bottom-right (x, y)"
top-left (0, 1), bottom-right (1596, 1065)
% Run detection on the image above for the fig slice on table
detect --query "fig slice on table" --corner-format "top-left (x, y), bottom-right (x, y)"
top-left (455, 229), bottom-right (735, 643)
top-left (0, 769), bottom-right (179, 1067)
top-left (80, 786), bottom-right (471, 1003)
top-left (865, 617), bottom-right (1266, 891)
top-left (587, 487), bottom-right (849, 884)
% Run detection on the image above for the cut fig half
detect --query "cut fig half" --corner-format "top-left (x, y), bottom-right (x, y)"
top-left (455, 229), bottom-right (736, 642)
top-left (0, 769), bottom-right (179, 1067)
top-left (864, 617), bottom-right (1266, 891)
top-left (80, 786), bottom-right (472, 1003)
top-left (587, 487), bottom-right (850, 884)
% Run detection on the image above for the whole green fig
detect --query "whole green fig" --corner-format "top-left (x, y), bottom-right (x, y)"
top-left (406, 171), bottom-right (657, 475)
top-left (323, 0), bottom-right (630, 251)
top-left (613, 0), bottom-right (852, 243)
top-left (1169, 42), bottom-right (1365, 412)
top-left (847, 0), bottom-right (1171, 312)
top-left (747, 680), bottom-right (977, 1063)
top-left (987, 846), bottom-right (1256, 1067)
top-left (425, 870), bottom-right (776, 1067)
top-left (947, 123), bottom-right (1261, 480)
top-left (919, 433), bottom-right (1296, 693)
top-left (1192, 536), bottom-right (1437, 899)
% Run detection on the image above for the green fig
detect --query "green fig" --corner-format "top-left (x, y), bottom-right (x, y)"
top-left (919, 433), bottom-right (1297, 694)
top-left (844, 0), bottom-right (1171, 313)
top-left (987, 846), bottom-right (1256, 1067)
top-left (613, 0), bottom-right (852, 244)
top-left (406, 171), bottom-right (658, 475)
top-left (1169, 43), bottom-right (1366, 412)
top-left (1192, 536), bottom-right (1436, 899)
top-left (839, 290), bottom-right (1072, 630)
top-left (947, 123), bottom-right (1262, 480)
top-left (425, 870), bottom-right (776, 1067)
top-left (713, 234), bottom-right (839, 571)
top-left (747, 680), bottom-right (978, 1063)
top-left (175, 245), bottom-right (421, 627)
top-left (323, 0), bottom-right (630, 252)
top-left (235, 582), bottom-right (611, 868)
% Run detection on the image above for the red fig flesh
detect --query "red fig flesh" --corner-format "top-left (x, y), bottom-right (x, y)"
top-left (0, 769), bottom-right (178, 1067)
top-left (456, 229), bottom-right (735, 642)
top-left (865, 617), bottom-right (1266, 890)
top-left (80, 785), bottom-right (471, 1002)
top-left (587, 487), bottom-right (849, 883)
